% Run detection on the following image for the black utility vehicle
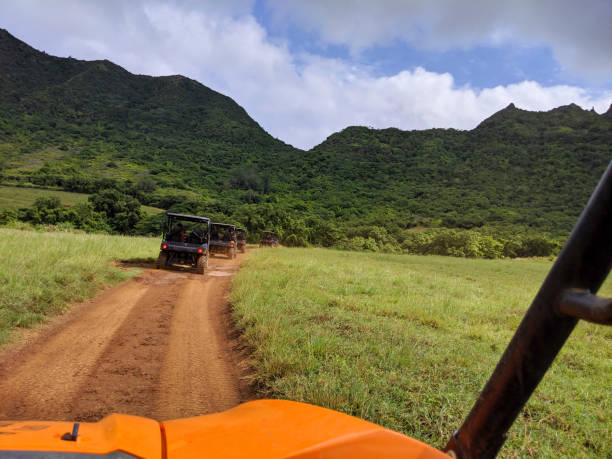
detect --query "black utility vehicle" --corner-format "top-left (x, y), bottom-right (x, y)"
top-left (236, 228), bottom-right (247, 253)
top-left (210, 223), bottom-right (237, 258)
top-left (259, 231), bottom-right (279, 247)
top-left (157, 212), bottom-right (210, 274)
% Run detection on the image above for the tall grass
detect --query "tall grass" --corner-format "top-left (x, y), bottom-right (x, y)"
top-left (231, 248), bottom-right (611, 457)
top-left (0, 228), bottom-right (159, 344)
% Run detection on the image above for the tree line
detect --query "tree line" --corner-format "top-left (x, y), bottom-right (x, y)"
top-left (0, 187), bottom-right (564, 259)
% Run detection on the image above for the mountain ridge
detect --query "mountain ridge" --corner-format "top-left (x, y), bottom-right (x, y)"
top-left (1, 28), bottom-right (610, 239)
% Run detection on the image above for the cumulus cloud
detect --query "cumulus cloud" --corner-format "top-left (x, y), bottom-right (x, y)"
top-left (0, 1), bottom-right (610, 149)
top-left (269, 65), bottom-right (611, 149)
top-left (266, 0), bottom-right (612, 82)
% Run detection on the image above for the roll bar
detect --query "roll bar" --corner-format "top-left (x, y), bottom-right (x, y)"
top-left (445, 162), bottom-right (612, 458)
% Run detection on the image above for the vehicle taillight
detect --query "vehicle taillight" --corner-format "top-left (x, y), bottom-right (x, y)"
top-left (227, 242), bottom-right (232, 247)
top-left (162, 243), bottom-right (168, 250)
top-left (197, 247), bottom-right (203, 253)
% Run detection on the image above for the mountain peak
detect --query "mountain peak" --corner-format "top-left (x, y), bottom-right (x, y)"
top-left (476, 102), bottom-right (521, 129)
top-left (550, 103), bottom-right (585, 113)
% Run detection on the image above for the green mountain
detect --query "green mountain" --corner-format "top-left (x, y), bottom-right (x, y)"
top-left (0, 28), bottom-right (297, 205)
top-left (1, 28), bottom-right (611, 245)
top-left (302, 102), bottom-right (612, 234)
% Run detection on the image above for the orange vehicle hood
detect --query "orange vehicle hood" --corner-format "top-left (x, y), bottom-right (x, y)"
top-left (0, 399), bottom-right (448, 458)
top-left (0, 413), bottom-right (162, 458)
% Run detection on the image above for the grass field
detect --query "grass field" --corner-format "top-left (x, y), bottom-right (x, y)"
top-left (0, 228), bottom-right (159, 344)
top-left (0, 185), bottom-right (164, 214)
top-left (231, 248), bottom-right (611, 457)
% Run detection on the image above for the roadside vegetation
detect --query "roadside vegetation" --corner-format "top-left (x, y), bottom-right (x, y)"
top-left (0, 190), bottom-right (564, 258)
top-left (0, 227), bottom-right (158, 344)
top-left (0, 189), bottom-right (164, 236)
top-left (231, 248), bottom-right (611, 457)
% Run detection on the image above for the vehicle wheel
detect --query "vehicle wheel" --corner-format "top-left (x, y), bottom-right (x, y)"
top-left (156, 251), bottom-right (168, 269)
top-left (196, 255), bottom-right (206, 275)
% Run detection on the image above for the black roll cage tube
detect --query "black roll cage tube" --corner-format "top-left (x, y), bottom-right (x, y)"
top-left (445, 162), bottom-right (612, 458)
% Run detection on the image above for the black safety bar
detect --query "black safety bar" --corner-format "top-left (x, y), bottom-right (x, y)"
top-left (444, 161), bottom-right (612, 458)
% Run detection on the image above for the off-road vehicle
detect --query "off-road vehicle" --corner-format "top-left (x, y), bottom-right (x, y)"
top-left (236, 227), bottom-right (247, 253)
top-left (209, 222), bottom-right (237, 258)
top-left (156, 212), bottom-right (210, 274)
top-left (259, 231), bottom-right (279, 247)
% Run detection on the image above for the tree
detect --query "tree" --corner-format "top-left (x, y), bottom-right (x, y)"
top-left (89, 189), bottom-right (142, 233)
top-left (22, 197), bottom-right (65, 225)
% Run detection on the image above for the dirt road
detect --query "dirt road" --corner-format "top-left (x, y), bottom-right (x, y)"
top-left (0, 252), bottom-right (253, 422)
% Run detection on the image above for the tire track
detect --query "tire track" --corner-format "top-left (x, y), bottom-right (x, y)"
top-left (152, 263), bottom-right (244, 419)
top-left (0, 253), bottom-right (253, 422)
top-left (0, 280), bottom-right (150, 420)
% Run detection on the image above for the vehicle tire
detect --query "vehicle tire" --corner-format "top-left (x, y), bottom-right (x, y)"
top-left (233, 247), bottom-right (237, 258)
top-left (196, 255), bottom-right (206, 275)
top-left (156, 251), bottom-right (168, 269)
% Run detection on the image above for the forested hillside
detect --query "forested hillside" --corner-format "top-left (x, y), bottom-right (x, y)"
top-left (305, 103), bottom-right (612, 234)
top-left (0, 29), bottom-right (297, 204)
top-left (1, 28), bottom-right (610, 255)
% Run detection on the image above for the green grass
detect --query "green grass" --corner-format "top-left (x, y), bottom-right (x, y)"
top-left (0, 228), bottom-right (159, 344)
top-left (231, 248), bottom-right (611, 458)
top-left (0, 185), bottom-right (90, 209)
top-left (0, 185), bottom-right (164, 214)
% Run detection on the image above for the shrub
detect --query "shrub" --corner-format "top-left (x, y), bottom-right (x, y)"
top-left (515, 235), bottom-right (562, 257)
top-left (89, 189), bottom-right (142, 234)
top-left (283, 233), bottom-right (309, 247)
top-left (0, 208), bottom-right (19, 225)
top-left (399, 228), bottom-right (557, 259)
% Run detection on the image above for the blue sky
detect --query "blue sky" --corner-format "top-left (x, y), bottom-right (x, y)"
top-left (1, 0), bottom-right (611, 149)
top-left (253, 2), bottom-right (607, 91)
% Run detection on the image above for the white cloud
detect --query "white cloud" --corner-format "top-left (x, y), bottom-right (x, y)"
top-left (266, 0), bottom-right (612, 82)
top-left (0, 1), bottom-right (610, 150)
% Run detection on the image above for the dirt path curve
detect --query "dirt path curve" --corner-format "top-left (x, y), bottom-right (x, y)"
top-left (0, 251), bottom-right (253, 422)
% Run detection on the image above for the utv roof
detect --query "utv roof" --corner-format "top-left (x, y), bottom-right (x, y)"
top-left (236, 227), bottom-right (246, 232)
top-left (211, 222), bottom-right (236, 228)
top-left (166, 212), bottom-right (210, 223)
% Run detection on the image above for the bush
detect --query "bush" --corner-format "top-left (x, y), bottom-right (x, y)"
top-left (399, 228), bottom-right (557, 259)
top-left (89, 189), bottom-right (142, 234)
top-left (478, 234), bottom-right (504, 259)
top-left (21, 197), bottom-right (65, 225)
top-left (283, 233), bottom-right (309, 247)
top-left (0, 208), bottom-right (19, 225)
top-left (516, 235), bottom-right (562, 257)
top-left (66, 203), bottom-right (112, 233)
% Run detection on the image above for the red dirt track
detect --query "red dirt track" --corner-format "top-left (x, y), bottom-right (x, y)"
top-left (0, 252), bottom-right (253, 422)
